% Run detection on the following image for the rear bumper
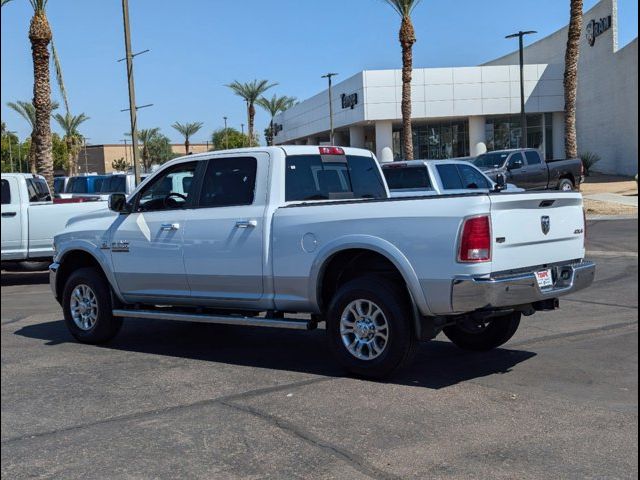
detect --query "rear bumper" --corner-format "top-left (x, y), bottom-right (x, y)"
top-left (451, 260), bottom-right (596, 312)
top-left (49, 262), bottom-right (60, 300)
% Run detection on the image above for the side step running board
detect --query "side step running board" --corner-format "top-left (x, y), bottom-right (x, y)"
top-left (112, 309), bottom-right (312, 330)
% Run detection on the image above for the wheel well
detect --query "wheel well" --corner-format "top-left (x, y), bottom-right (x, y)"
top-left (56, 250), bottom-right (107, 300)
top-left (559, 174), bottom-right (575, 186)
top-left (318, 249), bottom-right (408, 311)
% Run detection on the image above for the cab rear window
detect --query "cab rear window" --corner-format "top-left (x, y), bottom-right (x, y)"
top-left (285, 154), bottom-right (386, 202)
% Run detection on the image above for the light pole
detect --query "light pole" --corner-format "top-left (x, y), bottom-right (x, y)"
top-left (82, 138), bottom-right (91, 173)
top-left (506, 30), bottom-right (536, 148)
top-left (321, 72), bottom-right (338, 144)
top-left (223, 116), bottom-right (228, 150)
top-left (241, 123), bottom-right (245, 147)
top-left (7, 130), bottom-right (17, 172)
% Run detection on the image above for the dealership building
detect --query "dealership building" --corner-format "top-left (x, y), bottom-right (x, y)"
top-left (273, 0), bottom-right (637, 175)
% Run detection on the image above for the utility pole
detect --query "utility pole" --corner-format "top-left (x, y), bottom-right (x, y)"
top-left (83, 138), bottom-right (91, 173)
top-left (241, 123), bottom-right (245, 147)
top-left (506, 30), bottom-right (536, 148)
top-left (121, 0), bottom-right (142, 185)
top-left (7, 130), bottom-right (17, 172)
top-left (321, 72), bottom-right (338, 144)
top-left (121, 138), bottom-right (129, 167)
top-left (223, 116), bottom-right (228, 149)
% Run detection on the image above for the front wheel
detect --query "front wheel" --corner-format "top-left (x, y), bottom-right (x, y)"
top-left (326, 276), bottom-right (417, 379)
top-left (62, 267), bottom-right (122, 344)
top-left (443, 312), bottom-right (521, 351)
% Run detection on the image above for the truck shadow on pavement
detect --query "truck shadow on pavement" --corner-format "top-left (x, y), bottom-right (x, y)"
top-left (1, 271), bottom-right (49, 286)
top-left (15, 318), bottom-right (536, 389)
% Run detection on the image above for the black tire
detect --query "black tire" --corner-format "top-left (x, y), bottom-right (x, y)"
top-left (443, 312), bottom-right (521, 351)
top-left (558, 178), bottom-right (574, 192)
top-left (326, 276), bottom-right (417, 379)
top-left (62, 267), bottom-right (122, 344)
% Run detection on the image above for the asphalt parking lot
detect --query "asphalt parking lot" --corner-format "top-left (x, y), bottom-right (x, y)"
top-left (1, 219), bottom-right (637, 480)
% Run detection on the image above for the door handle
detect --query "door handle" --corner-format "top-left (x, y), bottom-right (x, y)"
top-left (1, 212), bottom-right (17, 218)
top-left (160, 223), bottom-right (180, 231)
top-left (235, 220), bottom-right (257, 229)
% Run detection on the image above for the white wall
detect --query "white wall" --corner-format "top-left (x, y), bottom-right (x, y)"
top-left (484, 0), bottom-right (638, 175)
top-left (362, 65), bottom-right (563, 122)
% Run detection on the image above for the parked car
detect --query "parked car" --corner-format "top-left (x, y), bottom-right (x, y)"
top-left (382, 159), bottom-right (523, 197)
top-left (472, 148), bottom-right (583, 191)
top-left (1, 173), bottom-right (107, 264)
top-left (65, 174), bottom-right (106, 197)
top-left (50, 146), bottom-right (595, 378)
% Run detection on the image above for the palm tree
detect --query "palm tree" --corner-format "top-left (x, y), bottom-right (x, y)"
top-left (257, 94), bottom-right (296, 146)
top-left (53, 112), bottom-right (89, 175)
top-left (1, 0), bottom-right (14, 7)
top-left (226, 79), bottom-right (277, 147)
top-left (564, 0), bottom-right (583, 159)
top-left (137, 128), bottom-right (161, 172)
top-left (171, 121), bottom-right (204, 154)
top-left (383, 0), bottom-right (422, 160)
top-left (7, 100), bottom-right (59, 173)
top-left (28, 0), bottom-right (55, 188)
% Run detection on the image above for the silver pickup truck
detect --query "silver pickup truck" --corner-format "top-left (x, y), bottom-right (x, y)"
top-left (50, 146), bottom-right (595, 378)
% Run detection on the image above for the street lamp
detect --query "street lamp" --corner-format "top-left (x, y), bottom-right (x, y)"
top-left (321, 72), bottom-right (338, 144)
top-left (505, 30), bottom-right (536, 148)
top-left (241, 123), bottom-right (245, 147)
top-left (7, 130), bottom-right (17, 172)
top-left (82, 138), bottom-right (91, 174)
top-left (223, 116), bottom-right (228, 150)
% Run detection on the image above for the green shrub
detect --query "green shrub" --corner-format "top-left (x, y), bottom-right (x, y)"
top-left (579, 151), bottom-right (601, 176)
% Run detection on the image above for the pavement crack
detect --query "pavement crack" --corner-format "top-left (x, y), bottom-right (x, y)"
top-left (1, 377), bottom-right (332, 446)
top-left (219, 400), bottom-right (401, 480)
top-left (510, 321), bottom-right (638, 348)
top-left (563, 298), bottom-right (638, 310)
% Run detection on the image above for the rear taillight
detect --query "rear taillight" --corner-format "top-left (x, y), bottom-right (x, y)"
top-left (458, 215), bottom-right (491, 263)
top-left (318, 146), bottom-right (344, 155)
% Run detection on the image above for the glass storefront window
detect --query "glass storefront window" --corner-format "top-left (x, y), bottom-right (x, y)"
top-left (393, 120), bottom-right (469, 160)
top-left (485, 114), bottom-right (544, 152)
top-left (544, 113), bottom-right (554, 160)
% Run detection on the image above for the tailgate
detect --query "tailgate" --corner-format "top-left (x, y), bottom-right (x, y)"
top-left (489, 192), bottom-right (585, 272)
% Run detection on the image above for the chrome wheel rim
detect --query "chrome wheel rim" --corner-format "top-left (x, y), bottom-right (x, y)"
top-left (70, 284), bottom-right (99, 331)
top-left (561, 182), bottom-right (573, 191)
top-left (340, 299), bottom-right (389, 361)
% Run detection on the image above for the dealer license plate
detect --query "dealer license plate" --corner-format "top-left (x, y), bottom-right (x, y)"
top-left (535, 269), bottom-right (554, 289)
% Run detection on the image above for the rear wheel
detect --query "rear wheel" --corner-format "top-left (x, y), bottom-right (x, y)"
top-left (326, 276), bottom-right (417, 379)
top-left (558, 178), bottom-right (574, 191)
top-left (443, 312), bottom-right (521, 351)
top-left (63, 267), bottom-right (122, 344)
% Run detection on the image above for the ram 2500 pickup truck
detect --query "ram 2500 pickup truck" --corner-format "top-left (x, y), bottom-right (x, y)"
top-left (1, 173), bottom-right (106, 264)
top-left (473, 148), bottom-right (583, 191)
top-left (50, 146), bottom-right (595, 378)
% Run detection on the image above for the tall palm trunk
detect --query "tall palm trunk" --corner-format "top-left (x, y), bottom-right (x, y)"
top-left (400, 15), bottom-right (415, 160)
top-left (564, 0), bottom-right (583, 159)
top-left (29, 11), bottom-right (54, 189)
top-left (248, 103), bottom-right (255, 147)
top-left (28, 133), bottom-right (37, 173)
top-left (184, 139), bottom-right (190, 154)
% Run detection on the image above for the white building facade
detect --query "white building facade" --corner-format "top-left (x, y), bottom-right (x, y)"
top-left (273, 0), bottom-right (637, 176)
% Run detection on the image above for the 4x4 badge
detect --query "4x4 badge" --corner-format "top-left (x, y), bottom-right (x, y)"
top-left (541, 216), bottom-right (551, 235)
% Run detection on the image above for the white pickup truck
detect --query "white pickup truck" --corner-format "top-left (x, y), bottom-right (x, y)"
top-left (1, 173), bottom-right (107, 264)
top-left (50, 146), bottom-right (595, 378)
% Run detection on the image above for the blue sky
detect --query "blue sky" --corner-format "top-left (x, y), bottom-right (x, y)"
top-left (1, 0), bottom-right (637, 145)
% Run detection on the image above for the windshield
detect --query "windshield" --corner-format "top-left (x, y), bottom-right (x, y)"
top-left (383, 166), bottom-right (432, 191)
top-left (473, 152), bottom-right (509, 170)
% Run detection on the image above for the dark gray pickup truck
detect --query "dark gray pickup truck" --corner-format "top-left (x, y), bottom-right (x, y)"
top-left (472, 148), bottom-right (583, 191)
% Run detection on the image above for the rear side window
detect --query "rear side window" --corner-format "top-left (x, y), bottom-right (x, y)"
top-left (199, 157), bottom-right (257, 208)
top-left (53, 177), bottom-right (65, 194)
top-left (25, 178), bottom-right (51, 202)
top-left (1, 179), bottom-right (10, 204)
top-left (436, 164), bottom-right (464, 190)
top-left (525, 150), bottom-right (542, 165)
top-left (437, 164), bottom-right (490, 190)
top-left (100, 176), bottom-right (127, 194)
top-left (285, 154), bottom-right (386, 202)
top-left (383, 166), bottom-right (432, 191)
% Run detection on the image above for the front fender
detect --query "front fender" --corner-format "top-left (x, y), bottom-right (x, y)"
top-left (308, 234), bottom-right (433, 316)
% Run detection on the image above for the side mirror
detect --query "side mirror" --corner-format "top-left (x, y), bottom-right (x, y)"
top-left (108, 193), bottom-right (129, 213)
top-left (492, 173), bottom-right (507, 192)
